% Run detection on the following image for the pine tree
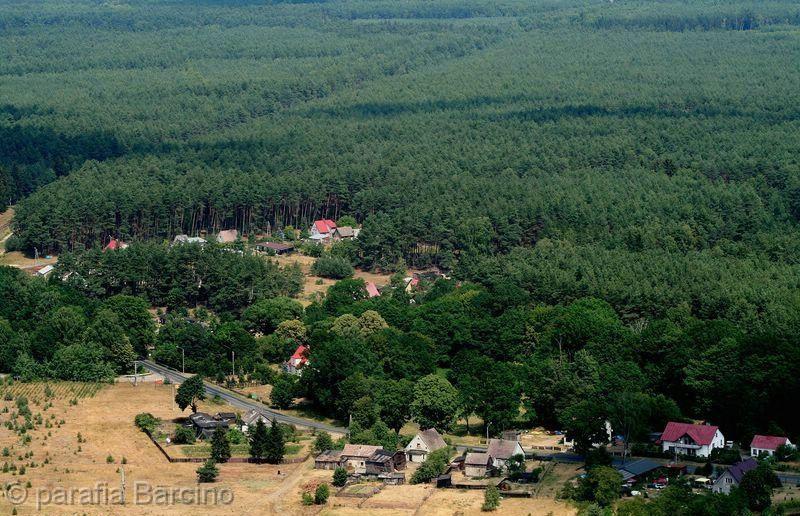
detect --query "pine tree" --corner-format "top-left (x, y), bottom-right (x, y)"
top-left (249, 419), bottom-right (269, 462)
top-left (264, 420), bottom-right (285, 464)
top-left (197, 459), bottom-right (218, 483)
top-left (210, 427), bottom-right (231, 463)
top-left (332, 467), bottom-right (347, 487)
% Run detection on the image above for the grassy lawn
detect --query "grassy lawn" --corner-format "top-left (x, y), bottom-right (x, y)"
top-left (177, 443), bottom-right (302, 458)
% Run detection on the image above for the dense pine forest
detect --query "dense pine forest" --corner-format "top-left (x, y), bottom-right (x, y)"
top-left (2, 0), bottom-right (800, 472)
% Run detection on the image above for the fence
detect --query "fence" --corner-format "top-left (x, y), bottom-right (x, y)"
top-left (143, 429), bottom-right (309, 464)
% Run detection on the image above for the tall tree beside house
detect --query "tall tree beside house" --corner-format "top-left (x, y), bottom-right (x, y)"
top-left (739, 462), bottom-right (781, 512)
top-left (410, 374), bottom-right (459, 432)
top-left (313, 432), bottom-right (334, 454)
top-left (175, 374), bottom-right (206, 413)
top-left (270, 373), bottom-right (297, 409)
top-left (249, 420), bottom-right (269, 461)
top-left (264, 421), bottom-right (285, 464)
top-left (210, 427), bottom-right (231, 463)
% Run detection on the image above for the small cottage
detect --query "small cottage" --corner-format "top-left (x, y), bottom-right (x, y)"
top-left (405, 428), bottom-right (447, 463)
top-left (750, 435), bottom-right (794, 457)
top-left (486, 438), bottom-right (526, 470)
top-left (464, 452), bottom-right (493, 478)
top-left (712, 458), bottom-right (758, 494)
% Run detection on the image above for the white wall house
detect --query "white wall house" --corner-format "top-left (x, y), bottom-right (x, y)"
top-left (712, 458), bottom-right (757, 494)
top-left (404, 428), bottom-right (447, 463)
top-left (750, 435), bottom-right (794, 457)
top-left (659, 422), bottom-right (724, 458)
top-left (486, 438), bottom-right (526, 470)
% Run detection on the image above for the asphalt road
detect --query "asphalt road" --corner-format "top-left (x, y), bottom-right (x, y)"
top-left (136, 360), bottom-right (346, 434)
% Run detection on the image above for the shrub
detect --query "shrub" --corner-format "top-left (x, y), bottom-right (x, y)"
top-left (197, 460), bottom-right (218, 483)
top-left (410, 447), bottom-right (451, 484)
top-left (173, 426), bottom-right (196, 444)
top-left (314, 432), bottom-right (334, 453)
top-left (311, 255), bottom-right (354, 279)
top-left (482, 485), bottom-right (500, 511)
top-left (106, 455), bottom-right (114, 463)
top-left (332, 467), bottom-right (348, 487)
top-left (134, 413), bottom-right (160, 433)
top-left (314, 483), bottom-right (330, 505)
top-left (301, 492), bottom-right (314, 506)
top-left (227, 428), bottom-right (245, 445)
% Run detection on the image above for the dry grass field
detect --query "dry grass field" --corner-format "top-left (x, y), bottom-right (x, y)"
top-left (0, 381), bottom-right (311, 515)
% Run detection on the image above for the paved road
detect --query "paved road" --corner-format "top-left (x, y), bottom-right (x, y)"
top-left (136, 360), bottom-right (346, 434)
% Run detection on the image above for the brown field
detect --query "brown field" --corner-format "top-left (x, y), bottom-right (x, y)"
top-left (0, 381), bottom-right (314, 515)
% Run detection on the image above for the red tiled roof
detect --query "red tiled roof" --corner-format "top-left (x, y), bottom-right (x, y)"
top-left (750, 435), bottom-right (788, 451)
top-left (659, 422), bottom-right (719, 446)
top-left (365, 282), bottom-right (380, 298)
top-left (290, 345), bottom-right (309, 361)
top-left (104, 238), bottom-right (128, 251)
top-left (313, 219), bottom-right (337, 234)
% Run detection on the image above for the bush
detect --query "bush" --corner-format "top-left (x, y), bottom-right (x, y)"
top-left (710, 447), bottom-right (742, 465)
top-left (410, 447), bottom-right (451, 484)
top-left (311, 255), bottom-right (354, 279)
top-left (134, 413), bottom-right (160, 433)
top-left (314, 483), bottom-right (330, 505)
top-left (301, 492), bottom-right (314, 506)
top-left (314, 432), bottom-right (334, 453)
top-left (301, 243), bottom-right (324, 258)
top-left (332, 467), bottom-right (348, 487)
top-left (482, 485), bottom-right (500, 511)
top-left (197, 459), bottom-right (218, 483)
top-left (227, 428), bottom-right (245, 445)
top-left (173, 426), bottom-right (196, 444)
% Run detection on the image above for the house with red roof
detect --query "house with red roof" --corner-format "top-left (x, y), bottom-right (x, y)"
top-left (365, 281), bottom-right (380, 298)
top-left (750, 435), bottom-right (794, 457)
top-left (658, 422), bottom-right (725, 458)
top-left (103, 238), bottom-right (129, 251)
top-left (285, 345), bottom-right (309, 375)
top-left (310, 219), bottom-right (337, 241)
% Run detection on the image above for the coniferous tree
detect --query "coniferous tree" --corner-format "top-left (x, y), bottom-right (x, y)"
top-left (210, 427), bottom-right (231, 463)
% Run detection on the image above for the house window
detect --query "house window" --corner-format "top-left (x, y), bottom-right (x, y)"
top-left (726, 478), bottom-right (732, 484)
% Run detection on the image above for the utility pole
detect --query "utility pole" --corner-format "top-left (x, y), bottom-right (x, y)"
top-left (180, 347), bottom-right (185, 374)
top-left (133, 361), bottom-right (137, 387)
top-left (120, 465), bottom-right (126, 505)
top-left (232, 350), bottom-right (235, 380)
top-left (486, 422), bottom-right (492, 445)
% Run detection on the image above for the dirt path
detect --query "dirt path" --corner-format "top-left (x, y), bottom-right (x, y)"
top-left (266, 455), bottom-right (315, 513)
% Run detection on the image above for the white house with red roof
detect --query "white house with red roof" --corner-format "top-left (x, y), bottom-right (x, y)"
top-left (658, 422), bottom-right (724, 458)
top-left (310, 219), bottom-right (337, 241)
top-left (750, 435), bottom-right (794, 457)
top-left (285, 345), bottom-right (309, 375)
